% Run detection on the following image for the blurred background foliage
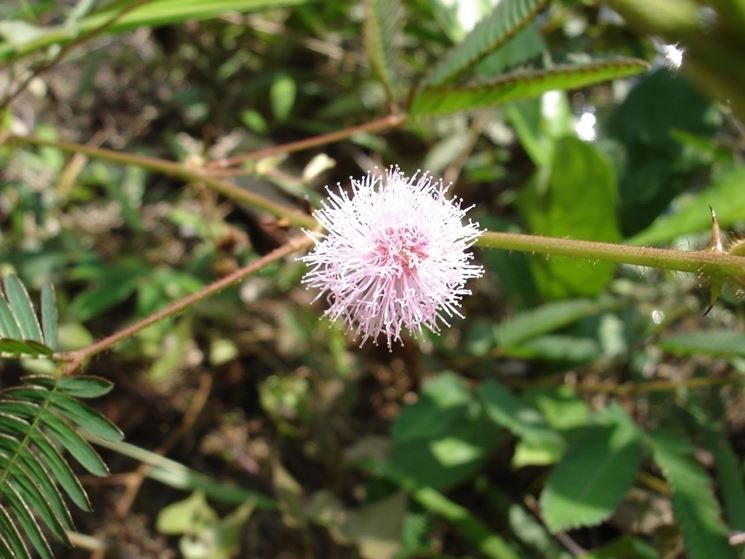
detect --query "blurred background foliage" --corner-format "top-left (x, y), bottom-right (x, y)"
top-left (0, 0), bottom-right (744, 558)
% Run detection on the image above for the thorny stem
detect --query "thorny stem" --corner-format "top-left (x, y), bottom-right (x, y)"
top-left (60, 236), bottom-right (313, 375)
top-left (477, 231), bottom-right (745, 280)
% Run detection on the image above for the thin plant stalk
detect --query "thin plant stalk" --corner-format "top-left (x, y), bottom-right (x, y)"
top-left (60, 235), bottom-right (313, 373)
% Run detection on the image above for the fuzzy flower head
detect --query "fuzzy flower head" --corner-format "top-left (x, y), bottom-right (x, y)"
top-left (301, 166), bottom-right (483, 347)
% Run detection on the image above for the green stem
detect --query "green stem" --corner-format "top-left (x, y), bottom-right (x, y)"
top-left (6, 135), bottom-right (317, 229)
top-left (477, 231), bottom-right (745, 280)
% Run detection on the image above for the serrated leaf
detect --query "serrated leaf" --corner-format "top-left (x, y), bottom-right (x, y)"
top-left (423, 0), bottom-right (547, 87)
top-left (410, 59), bottom-right (649, 117)
top-left (364, 0), bottom-right (404, 103)
top-left (648, 431), bottom-right (735, 559)
top-left (541, 415), bottom-right (642, 532)
top-left (477, 380), bottom-right (564, 455)
top-left (3, 276), bottom-right (44, 344)
top-left (40, 283), bottom-right (58, 352)
top-left (657, 330), bottom-right (745, 358)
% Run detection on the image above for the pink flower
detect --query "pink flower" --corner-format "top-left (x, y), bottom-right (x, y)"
top-left (301, 166), bottom-right (483, 347)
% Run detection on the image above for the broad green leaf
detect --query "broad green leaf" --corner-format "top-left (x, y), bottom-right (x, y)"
top-left (364, 0), bottom-right (404, 102)
top-left (657, 330), bottom-right (745, 358)
top-left (540, 412), bottom-right (642, 532)
top-left (3, 275), bottom-right (43, 344)
top-left (388, 374), bottom-right (500, 491)
top-left (503, 334), bottom-right (602, 362)
top-left (648, 431), bottom-right (735, 559)
top-left (0, 0), bottom-right (314, 63)
top-left (630, 167), bottom-right (745, 246)
top-left (496, 298), bottom-right (617, 348)
top-left (519, 137), bottom-right (620, 299)
top-left (422, 0), bottom-right (548, 86)
top-left (392, 373), bottom-right (471, 442)
top-left (477, 380), bottom-right (564, 455)
top-left (40, 283), bottom-right (58, 351)
top-left (410, 59), bottom-right (648, 117)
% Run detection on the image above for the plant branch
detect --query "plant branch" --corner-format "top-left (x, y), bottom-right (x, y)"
top-left (61, 235), bottom-right (313, 374)
top-left (206, 112), bottom-right (407, 170)
top-left (477, 231), bottom-right (745, 280)
top-left (6, 134), bottom-right (317, 229)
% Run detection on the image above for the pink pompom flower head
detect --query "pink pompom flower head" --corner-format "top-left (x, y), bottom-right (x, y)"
top-left (300, 166), bottom-right (484, 348)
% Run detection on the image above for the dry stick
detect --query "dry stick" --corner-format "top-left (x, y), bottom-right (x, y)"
top-left (60, 235), bottom-right (313, 375)
top-left (206, 112), bottom-right (407, 170)
top-left (0, 0), bottom-right (154, 111)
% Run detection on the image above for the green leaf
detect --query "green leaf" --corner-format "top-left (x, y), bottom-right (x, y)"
top-left (39, 411), bottom-right (110, 476)
top-left (0, 506), bottom-right (30, 559)
top-left (0, 298), bottom-right (21, 341)
top-left (519, 137), bottom-right (621, 299)
top-left (0, 0), bottom-right (315, 63)
top-left (657, 330), bottom-right (745, 358)
top-left (57, 376), bottom-right (115, 399)
top-left (630, 167), bottom-right (745, 246)
top-left (0, 484), bottom-right (52, 559)
top-left (364, 0), bottom-right (404, 102)
top-left (410, 59), bottom-right (649, 117)
top-left (49, 393), bottom-right (124, 442)
top-left (477, 380), bottom-right (564, 456)
top-left (706, 432), bottom-right (745, 531)
top-left (540, 409), bottom-right (642, 532)
top-left (648, 431), bottom-right (735, 559)
top-left (3, 275), bottom-right (43, 344)
top-left (422, 0), bottom-right (548, 86)
top-left (270, 73), bottom-right (297, 122)
top-left (40, 283), bottom-right (58, 352)
top-left (496, 298), bottom-right (618, 348)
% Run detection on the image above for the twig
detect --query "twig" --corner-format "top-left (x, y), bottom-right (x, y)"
top-left (6, 135), bottom-right (317, 228)
top-left (60, 235), bottom-right (313, 375)
top-left (206, 113), bottom-right (407, 171)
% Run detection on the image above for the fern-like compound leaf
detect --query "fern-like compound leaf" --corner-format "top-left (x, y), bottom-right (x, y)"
top-left (0, 375), bottom-right (122, 559)
top-left (0, 276), bottom-right (57, 358)
top-left (422, 0), bottom-right (547, 87)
